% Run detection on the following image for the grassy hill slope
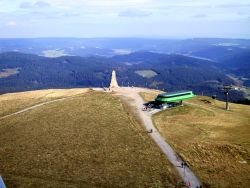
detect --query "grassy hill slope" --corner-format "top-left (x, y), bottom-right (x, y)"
top-left (141, 92), bottom-right (250, 187)
top-left (0, 89), bottom-right (180, 187)
top-left (0, 88), bottom-right (90, 117)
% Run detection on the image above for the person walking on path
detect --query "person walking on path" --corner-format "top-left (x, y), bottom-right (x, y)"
top-left (148, 129), bottom-right (153, 133)
top-left (181, 162), bottom-right (184, 168)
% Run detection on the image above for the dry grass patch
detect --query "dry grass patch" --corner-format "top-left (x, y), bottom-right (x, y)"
top-left (139, 91), bottom-right (161, 102)
top-left (139, 91), bottom-right (250, 187)
top-left (0, 88), bottom-right (90, 117)
top-left (0, 90), bottom-right (180, 187)
top-left (135, 70), bottom-right (158, 78)
top-left (0, 68), bottom-right (20, 78)
top-left (150, 94), bottom-right (250, 187)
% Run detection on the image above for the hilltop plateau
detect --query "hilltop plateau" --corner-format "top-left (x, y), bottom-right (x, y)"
top-left (0, 88), bottom-right (180, 187)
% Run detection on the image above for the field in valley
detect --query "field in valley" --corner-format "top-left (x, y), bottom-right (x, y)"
top-left (0, 89), bottom-right (180, 187)
top-left (141, 91), bottom-right (250, 187)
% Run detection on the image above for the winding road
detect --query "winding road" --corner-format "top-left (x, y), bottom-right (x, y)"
top-left (112, 87), bottom-right (202, 188)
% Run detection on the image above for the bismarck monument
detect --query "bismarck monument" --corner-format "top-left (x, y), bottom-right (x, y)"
top-left (109, 70), bottom-right (119, 88)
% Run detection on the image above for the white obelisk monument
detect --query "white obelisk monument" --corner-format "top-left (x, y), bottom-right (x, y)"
top-left (109, 70), bottom-right (119, 88)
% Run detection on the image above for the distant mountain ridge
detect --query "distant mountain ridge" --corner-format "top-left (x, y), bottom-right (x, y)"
top-left (0, 38), bottom-right (249, 102)
top-left (1, 38), bottom-right (250, 57)
top-left (0, 51), bottom-right (247, 103)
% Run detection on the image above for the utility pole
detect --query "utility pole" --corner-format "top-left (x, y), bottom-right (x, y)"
top-left (223, 85), bottom-right (233, 111)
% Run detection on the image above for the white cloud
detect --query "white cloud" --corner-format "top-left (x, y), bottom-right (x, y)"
top-left (35, 1), bottom-right (51, 8)
top-left (52, 0), bottom-right (150, 7)
top-left (20, 1), bottom-right (51, 9)
top-left (192, 14), bottom-right (208, 18)
top-left (119, 9), bottom-right (152, 17)
top-left (6, 21), bottom-right (17, 26)
top-left (19, 2), bottom-right (32, 9)
top-left (0, 0), bottom-right (249, 38)
top-left (218, 3), bottom-right (250, 8)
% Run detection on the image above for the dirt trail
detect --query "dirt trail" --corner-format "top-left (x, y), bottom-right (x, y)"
top-left (112, 87), bottom-right (202, 188)
top-left (0, 94), bottom-right (83, 120)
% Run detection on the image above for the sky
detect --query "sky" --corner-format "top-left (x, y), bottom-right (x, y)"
top-left (0, 0), bottom-right (250, 38)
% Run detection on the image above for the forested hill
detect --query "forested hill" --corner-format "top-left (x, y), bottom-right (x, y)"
top-left (0, 51), bottom-right (246, 102)
top-left (0, 52), bottom-right (116, 93)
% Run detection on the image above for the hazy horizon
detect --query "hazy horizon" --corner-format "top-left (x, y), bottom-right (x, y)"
top-left (0, 0), bottom-right (250, 39)
top-left (1, 36), bottom-right (250, 40)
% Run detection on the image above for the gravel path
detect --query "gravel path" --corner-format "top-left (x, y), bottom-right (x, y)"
top-left (113, 87), bottom-right (202, 188)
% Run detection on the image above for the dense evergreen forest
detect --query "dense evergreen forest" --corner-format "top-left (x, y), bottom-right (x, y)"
top-left (0, 51), bottom-right (248, 103)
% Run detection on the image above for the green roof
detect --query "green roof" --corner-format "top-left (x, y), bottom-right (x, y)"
top-left (158, 90), bottom-right (193, 97)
